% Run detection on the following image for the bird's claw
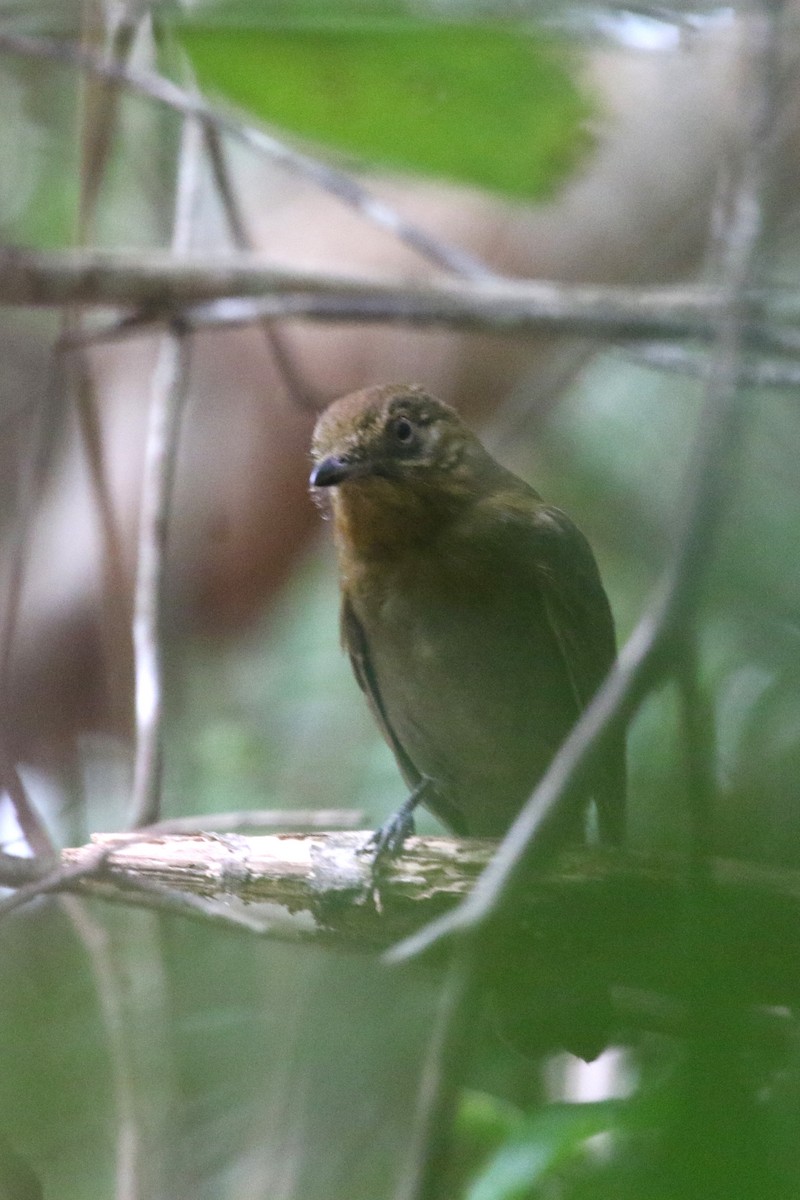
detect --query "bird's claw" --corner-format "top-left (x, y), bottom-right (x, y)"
top-left (359, 781), bottom-right (432, 911)
top-left (360, 808), bottom-right (416, 914)
top-left (362, 807), bottom-right (416, 863)
top-left (361, 779), bottom-right (432, 867)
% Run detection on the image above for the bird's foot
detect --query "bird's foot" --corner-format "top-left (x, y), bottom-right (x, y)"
top-left (361, 795), bottom-right (419, 914)
top-left (361, 778), bottom-right (432, 865)
top-left (365, 804), bottom-right (417, 862)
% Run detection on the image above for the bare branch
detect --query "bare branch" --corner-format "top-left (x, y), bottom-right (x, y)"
top-left (50, 833), bottom-right (800, 1013)
top-left (101, 873), bottom-right (276, 935)
top-left (201, 118), bottom-right (322, 410)
top-left (0, 849), bottom-right (47, 886)
top-left (2, 247), bottom-right (795, 361)
top-left (0, 358), bottom-right (64, 707)
top-left (0, 245), bottom-right (753, 320)
top-left (129, 111), bottom-right (204, 828)
top-left (0, 842), bottom-right (113, 918)
top-left (0, 750), bottom-right (149, 1200)
top-left (394, 948), bottom-right (476, 1200)
top-left (87, 283), bottom-right (761, 345)
top-left (63, 831), bottom-right (487, 943)
top-left (75, 5), bottom-right (140, 237)
top-left (620, 341), bottom-right (800, 388)
top-left (55, 9), bottom-right (144, 755)
top-left (69, 348), bottom-right (134, 735)
top-left (128, 331), bottom-right (189, 827)
top-left (0, 755), bottom-right (55, 859)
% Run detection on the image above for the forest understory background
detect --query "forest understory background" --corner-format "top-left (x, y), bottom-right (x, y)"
top-left (1, 2), bottom-right (800, 1199)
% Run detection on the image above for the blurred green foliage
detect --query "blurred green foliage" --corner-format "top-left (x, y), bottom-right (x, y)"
top-left (176, 23), bottom-right (593, 199)
top-left (455, 1091), bottom-right (625, 1200)
top-left (0, 65), bottom-right (79, 247)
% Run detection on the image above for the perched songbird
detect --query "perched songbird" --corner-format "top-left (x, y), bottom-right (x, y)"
top-left (309, 383), bottom-right (625, 856)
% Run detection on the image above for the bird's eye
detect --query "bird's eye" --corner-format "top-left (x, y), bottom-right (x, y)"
top-left (391, 416), bottom-right (415, 445)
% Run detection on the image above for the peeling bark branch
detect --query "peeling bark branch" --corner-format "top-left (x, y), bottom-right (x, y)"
top-left (56, 833), bottom-right (800, 1011)
top-left (62, 831), bottom-right (488, 946)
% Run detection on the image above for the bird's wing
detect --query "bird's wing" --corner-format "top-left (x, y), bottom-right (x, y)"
top-left (340, 597), bottom-right (422, 791)
top-left (521, 504), bottom-right (626, 845)
top-left (341, 598), bottom-right (470, 835)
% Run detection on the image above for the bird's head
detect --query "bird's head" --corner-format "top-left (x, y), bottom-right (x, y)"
top-left (309, 384), bottom-right (480, 493)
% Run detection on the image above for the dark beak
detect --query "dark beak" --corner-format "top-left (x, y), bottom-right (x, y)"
top-left (310, 455), bottom-right (362, 487)
top-left (310, 455), bottom-right (394, 488)
top-left (311, 451), bottom-right (388, 484)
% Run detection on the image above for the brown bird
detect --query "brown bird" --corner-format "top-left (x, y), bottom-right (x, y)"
top-left (309, 383), bottom-right (625, 857)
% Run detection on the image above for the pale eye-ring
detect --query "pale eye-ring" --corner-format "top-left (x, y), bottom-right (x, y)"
top-left (391, 415), bottom-right (415, 444)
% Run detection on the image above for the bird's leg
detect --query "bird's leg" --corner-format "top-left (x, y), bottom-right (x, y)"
top-left (364, 778), bottom-right (434, 861)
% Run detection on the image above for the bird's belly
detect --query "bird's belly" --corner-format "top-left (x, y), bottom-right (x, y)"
top-left (362, 583), bottom-right (576, 836)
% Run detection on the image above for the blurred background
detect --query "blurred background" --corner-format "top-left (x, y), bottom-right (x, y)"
top-left (1, 1), bottom-right (800, 1197)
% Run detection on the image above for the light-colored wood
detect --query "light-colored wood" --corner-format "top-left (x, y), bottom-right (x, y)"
top-left (58, 833), bottom-right (800, 1023)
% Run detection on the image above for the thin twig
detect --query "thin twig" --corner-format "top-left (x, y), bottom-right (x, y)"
top-left (0, 756), bottom-right (55, 859)
top-left (75, 2), bottom-right (140, 234)
top-left (129, 111), bottom-right (204, 828)
top-left (0, 842), bottom-right (113, 918)
top-left (72, 14), bottom-right (176, 1198)
top-left (61, 890), bottom-right (143, 1200)
top-left (670, 21), bottom-right (783, 1189)
top-left (201, 118), bottom-right (322, 410)
top-left (0, 756), bottom-right (146, 1200)
top-left (70, 348), bottom-right (134, 736)
top-left (77, 284), bottom-right (752, 344)
top-left (64, 4), bottom-right (141, 761)
top-left (101, 873), bottom-right (274, 934)
top-left (0, 359), bottom-right (64, 709)
top-left (128, 331), bottom-right (189, 828)
top-left (0, 51), bottom-right (146, 736)
top-left (80, 294), bottom-right (800, 364)
top-left (0, 31), bottom-right (492, 282)
top-left (393, 948), bottom-right (477, 1200)
top-left (676, 643), bottom-right (715, 876)
top-left (0, 849), bottom-right (48, 886)
top-left (620, 340), bottom-right (800, 388)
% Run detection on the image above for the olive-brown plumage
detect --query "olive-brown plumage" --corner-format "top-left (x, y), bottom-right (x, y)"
top-left (310, 383), bottom-right (625, 851)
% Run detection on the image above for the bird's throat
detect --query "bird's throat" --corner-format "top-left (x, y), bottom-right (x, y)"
top-left (332, 477), bottom-right (458, 562)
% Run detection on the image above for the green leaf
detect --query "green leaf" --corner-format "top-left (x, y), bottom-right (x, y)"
top-left (175, 23), bottom-right (594, 199)
top-left (456, 1090), bottom-right (528, 1151)
top-left (464, 1100), bottom-right (620, 1200)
